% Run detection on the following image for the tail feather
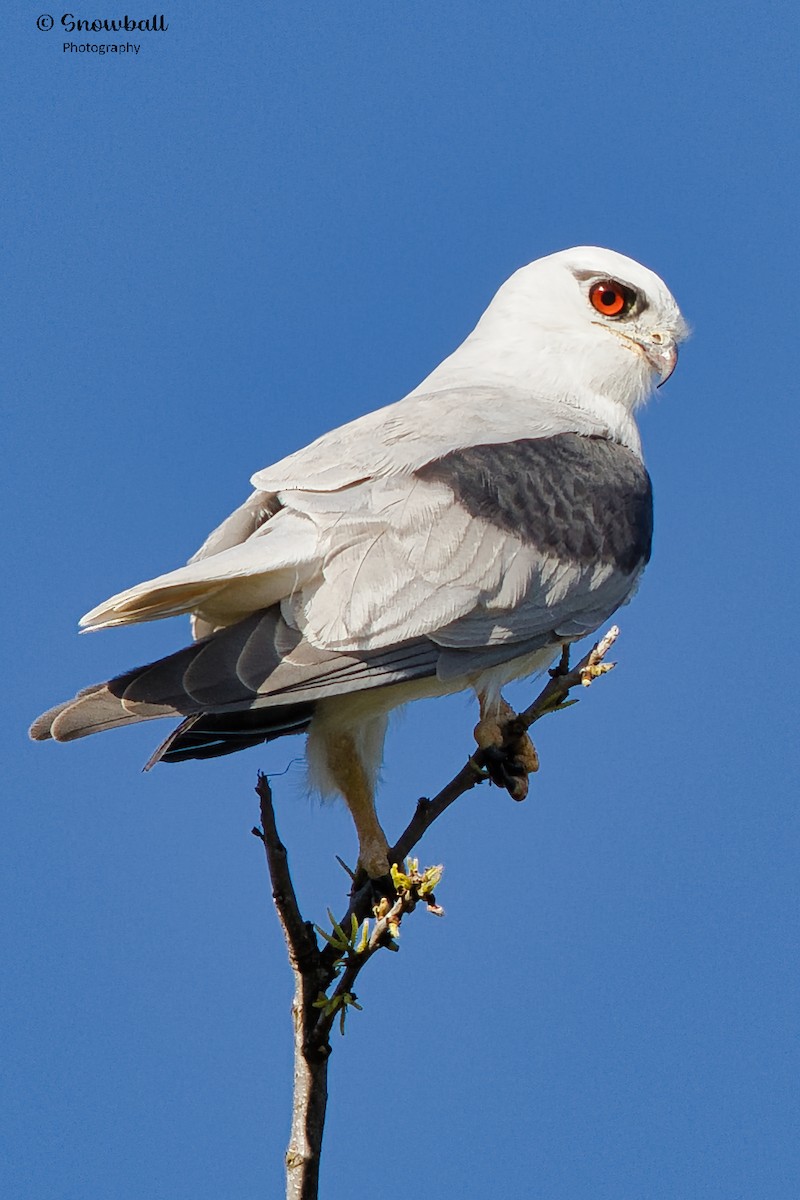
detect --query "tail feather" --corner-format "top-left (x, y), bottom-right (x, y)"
top-left (146, 706), bottom-right (315, 768)
top-left (29, 684), bottom-right (151, 742)
top-left (30, 606), bottom-right (441, 762)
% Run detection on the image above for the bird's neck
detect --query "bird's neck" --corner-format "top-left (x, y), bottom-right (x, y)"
top-left (410, 326), bottom-right (646, 456)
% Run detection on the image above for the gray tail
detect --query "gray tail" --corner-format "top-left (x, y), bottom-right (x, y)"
top-left (29, 607), bottom-right (440, 766)
top-left (145, 705), bottom-right (315, 767)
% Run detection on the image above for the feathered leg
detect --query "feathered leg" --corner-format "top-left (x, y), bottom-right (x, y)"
top-left (323, 730), bottom-right (391, 878)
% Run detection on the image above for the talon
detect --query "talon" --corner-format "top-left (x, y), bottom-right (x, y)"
top-left (468, 755), bottom-right (492, 780)
top-left (355, 841), bottom-right (391, 881)
top-left (483, 746), bottom-right (530, 801)
top-left (475, 693), bottom-right (539, 802)
top-left (483, 745), bottom-right (527, 779)
top-left (509, 733), bottom-right (539, 775)
top-left (351, 867), bottom-right (395, 909)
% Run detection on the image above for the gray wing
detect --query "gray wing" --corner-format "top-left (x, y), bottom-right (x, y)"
top-left (77, 390), bottom-right (643, 642)
top-left (419, 434), bottom-right (652, 675)
top-left (186, 490), bottom-right (280, 639)
top-left (188, 489), bottom-right (281, 564)
top-left (30, 434), bottom-right (651, 754)
top-left (286, 433), bottom-right (652, 673)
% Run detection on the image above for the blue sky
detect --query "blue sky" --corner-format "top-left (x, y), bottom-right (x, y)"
top-left (4, 2), bottom-right (799, 1196)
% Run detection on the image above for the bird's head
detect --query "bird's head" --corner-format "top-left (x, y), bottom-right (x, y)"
top-left (431, 244), bottom-right (690, 422)
top-left (467, 246), bottom-right (689, 412)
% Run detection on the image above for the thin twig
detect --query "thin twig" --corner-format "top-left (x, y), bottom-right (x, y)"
top-left (518, 625), bottom-right (620, 729)
top-left (310, 865), bottom-right (443, 1052)
top-left (255, 627), bottom-right (621, 1196)
top-left (320, 627), bottom-right (621, 972)
top-left (253, 774), bottom-right (317, 970)
top-left (253, 774), bottom-right (329, 1200)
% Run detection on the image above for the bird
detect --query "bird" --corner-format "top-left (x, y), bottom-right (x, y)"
top-left (30, 247), bottom-right (688, 878)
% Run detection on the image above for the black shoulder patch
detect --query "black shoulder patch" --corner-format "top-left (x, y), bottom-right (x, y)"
top-left (416, 434), bottom-right (653, 575)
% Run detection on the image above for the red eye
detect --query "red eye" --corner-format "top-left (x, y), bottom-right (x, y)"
top-left (589, 280), bottom-right (631, 317)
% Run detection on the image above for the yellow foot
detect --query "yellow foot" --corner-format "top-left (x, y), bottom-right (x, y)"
top-left (355, 834), bottom-right (391, 881)
top-left (474, 697), bottom-right (539, 801)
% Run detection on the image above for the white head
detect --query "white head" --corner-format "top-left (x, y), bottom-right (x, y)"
top-left (419, 247), bottom-right (689, 415)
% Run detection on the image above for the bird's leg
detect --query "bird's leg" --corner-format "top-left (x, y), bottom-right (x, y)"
top-left (324, 731), bottom-right (391, 880)
top-left (474, 692), bottom-right (539, 802)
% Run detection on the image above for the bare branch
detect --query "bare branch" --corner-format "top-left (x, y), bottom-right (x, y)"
top-left (320, 627), bottom-right (621, 970)
top-left (391, 758), bottom-right (486, 865)
top-left (255, 627), bottom-right (621, 1196)
top-left (253, 774), bottom-right (317, 971)
top-left (517, 625), bottom-right (620, 728)
top-left (253, 774), bottom-right (329, 1200)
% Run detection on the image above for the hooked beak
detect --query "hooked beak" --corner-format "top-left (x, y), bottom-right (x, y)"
top-left (642, 336), bottom-right (678, 387)
top-left (599, 323), bottom-right (680, 387)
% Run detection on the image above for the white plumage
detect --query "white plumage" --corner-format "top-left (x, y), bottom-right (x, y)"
top-left (31, 247), bottom-right (688, 876)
